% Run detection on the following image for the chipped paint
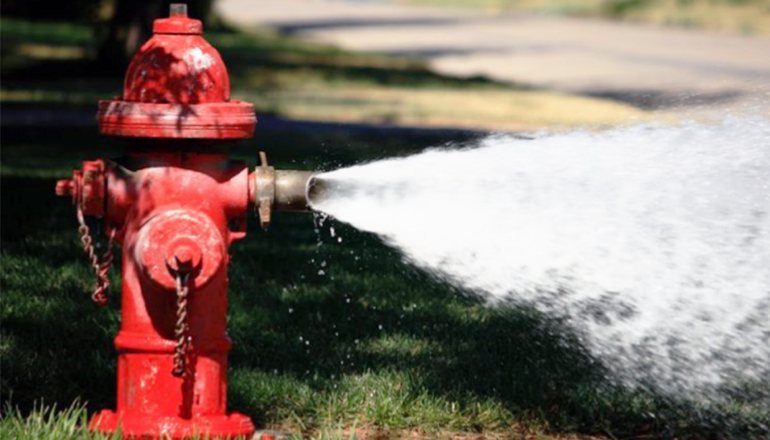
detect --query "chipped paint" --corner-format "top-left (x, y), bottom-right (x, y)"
top-left (183, 47), bottom-right (214, 74)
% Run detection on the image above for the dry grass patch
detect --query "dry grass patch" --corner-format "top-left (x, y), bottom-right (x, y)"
top-left (237, 85), bottom-right (646, 132)
top-left (395, 0), bottom-right (770, 35)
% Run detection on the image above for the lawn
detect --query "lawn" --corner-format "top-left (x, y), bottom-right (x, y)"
top-left (393, 0), bottom-right (770, 36)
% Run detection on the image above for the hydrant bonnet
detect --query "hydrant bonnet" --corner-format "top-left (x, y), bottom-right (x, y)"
top-left (97, 4), bottom-right (256, 140)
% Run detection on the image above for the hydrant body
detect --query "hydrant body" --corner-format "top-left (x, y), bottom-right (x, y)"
top-left (57, 5), bottom-right (261, 439)
top-left (89, 154), bottom-right (254, 438)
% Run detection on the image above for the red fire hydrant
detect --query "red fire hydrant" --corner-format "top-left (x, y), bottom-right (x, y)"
top-left (56, 4), bottom-right (314, 439)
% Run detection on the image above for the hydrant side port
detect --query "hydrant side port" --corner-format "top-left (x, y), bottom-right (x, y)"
top-left (250, 167), bottom-right (317, 229)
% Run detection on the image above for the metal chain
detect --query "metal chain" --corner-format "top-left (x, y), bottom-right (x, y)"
top-left (76, 207), bottom-right (116, 306)
top-left (172, 272), bottom-right (191, 377)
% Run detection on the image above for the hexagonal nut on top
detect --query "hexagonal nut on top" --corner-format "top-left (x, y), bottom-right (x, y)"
top-left (134, 209), bottom-right (225, 290)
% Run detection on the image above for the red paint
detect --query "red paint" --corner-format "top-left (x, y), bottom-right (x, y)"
top-left (57, 159), bottom-right (107, 217)
top-left (56, 5), bottom-right (257, 439)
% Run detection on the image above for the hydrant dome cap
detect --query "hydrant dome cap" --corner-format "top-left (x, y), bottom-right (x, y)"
top-left (96, 3), bottom-right (256, 140)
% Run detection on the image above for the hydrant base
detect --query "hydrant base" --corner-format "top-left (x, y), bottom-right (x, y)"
top-left (89, 409), bottom-right (255, 439)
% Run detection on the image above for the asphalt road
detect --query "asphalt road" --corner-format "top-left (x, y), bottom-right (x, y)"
top-left (217, 0), bottom-right (770, 112)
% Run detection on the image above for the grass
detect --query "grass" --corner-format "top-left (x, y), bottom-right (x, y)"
top-left (2, 124), bottom-right (770, 440)
top-left (0, 402), bottom-right (115, 440)
top-left (0, 17), bottom-right (645, 131)
top-left (393, 0), bottom-right (770, 35)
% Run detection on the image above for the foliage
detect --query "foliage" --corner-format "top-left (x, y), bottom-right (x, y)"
top-left (1, 0), bottom-right (216, 68)
top-left (0, 0), bottom-right (103, 23)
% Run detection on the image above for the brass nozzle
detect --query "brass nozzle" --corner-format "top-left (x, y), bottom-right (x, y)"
top-left (250, 152), bottom-right (316, 230)
top-left (274, 170), bottom-right (316, 210)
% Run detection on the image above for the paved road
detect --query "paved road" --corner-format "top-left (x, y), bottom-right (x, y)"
top-left (217, 0), bottom-right (770, 111)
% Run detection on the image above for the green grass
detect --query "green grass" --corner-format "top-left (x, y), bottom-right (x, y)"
top-left (0, 401), bottom-right (356, 440)
top-left (2, 125), bottom-right (769, 440)
top-left (0, 402), bottom-right (116, 440)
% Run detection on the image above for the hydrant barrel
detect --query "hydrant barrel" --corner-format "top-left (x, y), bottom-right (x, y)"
top-left (87, 156), bottom-right (254, 439)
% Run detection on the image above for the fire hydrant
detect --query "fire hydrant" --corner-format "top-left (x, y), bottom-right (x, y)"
top-left (56, 4), bottom-right (314, 439)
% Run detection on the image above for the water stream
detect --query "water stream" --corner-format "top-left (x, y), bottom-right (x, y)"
top-left (308, 117), bottom-right (770, 399)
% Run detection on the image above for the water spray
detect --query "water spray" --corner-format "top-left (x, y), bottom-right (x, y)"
top-left (309, 118), bottom-right (770, 401)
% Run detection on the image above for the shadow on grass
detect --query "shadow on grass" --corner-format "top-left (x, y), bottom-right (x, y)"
top-left (2, 126), bottom-right (768, 439)
top-left (208, 33), bottom-right (502, 91)
top-left (0, 176), bottom-right (119, 411)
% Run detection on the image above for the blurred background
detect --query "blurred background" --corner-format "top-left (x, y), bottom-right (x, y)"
top-left (3, 0), bottom-right (768, 132)
top-left (1, 1), bottom-right (769, 439)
